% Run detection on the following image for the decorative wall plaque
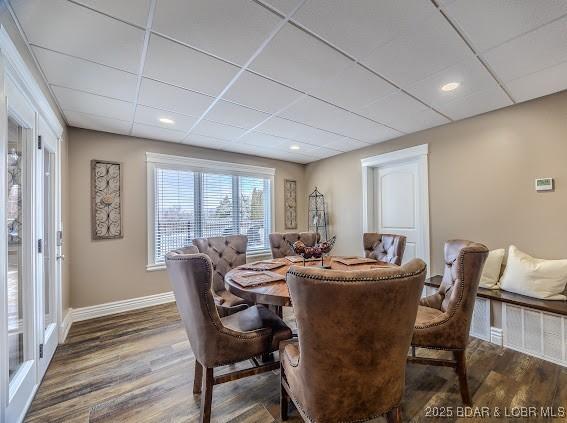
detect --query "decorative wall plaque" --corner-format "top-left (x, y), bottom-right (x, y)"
top-left (91, 160), bottom-right (123, 240)
top-left (284, 179), bottom-right (297, 229)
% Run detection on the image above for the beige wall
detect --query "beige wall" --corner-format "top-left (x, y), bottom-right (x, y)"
top-left (68, 128), bottom-right (307, 308)
top-left (0, 5), bottom-right (71, 315)
top-left (306, 90), bottom-right (567, 276)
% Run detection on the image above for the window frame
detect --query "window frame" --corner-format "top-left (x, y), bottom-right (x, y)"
top-left (146, 152), bottom-right (275, 271)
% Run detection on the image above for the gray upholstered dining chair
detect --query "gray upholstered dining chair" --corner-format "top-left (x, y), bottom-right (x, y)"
top-left (281, 259), bottom-right (427, 423)
top-left (166, 247), bottom-right (292, 423)
top-left (193, 235), bottom-right (249, 315)
top-left (363, 233), bottom-right (407, 265)
top-left (269, 232), bottom-right (320, 258)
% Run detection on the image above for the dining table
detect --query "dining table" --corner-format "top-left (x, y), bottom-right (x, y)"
top-left (225, 256), bottom-right (395, 309)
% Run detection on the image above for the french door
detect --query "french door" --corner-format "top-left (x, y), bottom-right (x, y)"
top-left (1, 71), bottom-right (61, 422)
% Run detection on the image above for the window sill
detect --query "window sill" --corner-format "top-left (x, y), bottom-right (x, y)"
top-left (146, 264), bottom-right (166, 272)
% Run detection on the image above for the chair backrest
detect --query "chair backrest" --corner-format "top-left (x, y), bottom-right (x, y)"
top-left (165, 247), bottom-right (225, 367)
top-left (286, 259), bottom-right (426, 422)
top-left (269, 232), bottom-right (320, 258)
top-left (193, 235), bottom-right (247, 292)
top-left (363, 232), bottom-right (406, 265)
top-left (421, 240), bottom-right (488, 346)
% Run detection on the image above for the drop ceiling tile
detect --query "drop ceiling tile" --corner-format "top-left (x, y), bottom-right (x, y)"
top-left (192, 120), bottom-right (247, 141)
top-left (292, 0), bottom-right (436, 59)
top-left (262, 0), bottom-right (303, 16)
top-left (323, 137), bottom-right (369, 153)
top-left (143, 34), bottom-right (239, 96)
top-left (256, 116), bottom-right (344, 146)
top-left (134, 105), bottom-right (198, 132)
top-left (278, 96), bottom-right (401, 142)
top-left (65, 110), bottom-right (131, 135)
top-left (185, 133), bottom-right (233, 150)
top-left (240, 131), bottom-right (292, 149)
top-left (310, 63), bottom-right (397, 111)
top-left (32, 46), bottom-right (138, 101)
top-left (138, 78), bottom-right (214, 117)
top-left (250, 23), bottom-right (352, 93)
top-left (308, 147), bottom-right (341, 160)
top-left (224, 142), bottom-right (266, 156)
top-left (11, 0), bottom-right (145, 72)
top-left (52, 85), bottom-right (134, 121)
top-left (440, 87), bottom-right (512, 120)
top-left (362, 11), bottom-right (472, 87)
top-left (241, 133), bottom-right (321, 156)
top-left (360, 92), bottom-right (449, 133)
top-left (483, 15), bottom-right (567, 82)
top-left (443, 0), bottom-right (567, 52)
top-left (506, 60), bottom-right (567, 103)
top-left (205, 101), bottom-right (270, 129)
top-left (72, 0), bottom-right (152, 27)
top-left (132, 122), bottom-right (187, 142)
top-left (223, 71), bottom-right (302, 113)
top-left (153, 0), bottom-right (281, 65)
top-left (407, 57), bottom-right (499, 110)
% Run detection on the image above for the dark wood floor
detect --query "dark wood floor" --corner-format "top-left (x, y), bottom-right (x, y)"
top-left (25, 303), bottom-right (566, 422)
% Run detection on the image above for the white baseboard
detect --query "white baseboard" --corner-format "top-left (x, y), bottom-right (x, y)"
top-left (59, 309), bottom-right (73, 343)
top-left (72, 291), bottom-right (176, 323)
top-left (490, 327), bottom-right (503, 346)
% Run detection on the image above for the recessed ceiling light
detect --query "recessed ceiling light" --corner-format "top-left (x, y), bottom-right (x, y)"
top-left (441, 82), bottom-right (460, 92)
top-left (159, 117), bottom-right (175, 124)
top-left (290, 145), bottom-right (300, 150)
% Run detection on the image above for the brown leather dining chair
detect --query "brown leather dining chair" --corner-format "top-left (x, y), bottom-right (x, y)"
top-left (269, 231), bottom-right (320, 258)
top-left (193, 235), bottom-right (249, 315)
top-left (409, 240), bottom-right (488, 405)
top-left (166, 247), bottom-right (293, 423)
top-left (363, 232), bottom-right (407, 265)
top-left (280, 259), bottom-right (427, 423)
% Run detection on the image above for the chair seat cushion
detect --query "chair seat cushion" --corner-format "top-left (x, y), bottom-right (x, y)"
top-left (415, 305), bottom-right (445, 327)
top-left (221, 305), bottom-right (292, 351)
top-left (412, 305), bottom-right (448, 348)
top-left (214, 289), bottom-right (249, 308)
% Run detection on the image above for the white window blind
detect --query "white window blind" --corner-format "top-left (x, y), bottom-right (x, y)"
top-left (149, 154), bottom-right (273, 267)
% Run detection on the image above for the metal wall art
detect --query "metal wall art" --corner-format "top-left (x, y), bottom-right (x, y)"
top-left (284, 179), bottom-right (297, 229)
top-left (91, 160), bottom-right (123, 240)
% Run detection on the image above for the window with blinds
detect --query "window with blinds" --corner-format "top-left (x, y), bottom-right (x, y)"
top-left (149, 155), bottom-right (273, 266)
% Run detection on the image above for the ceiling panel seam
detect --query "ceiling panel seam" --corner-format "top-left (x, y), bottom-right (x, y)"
top-left (128, 0), bottom-right (157, 134)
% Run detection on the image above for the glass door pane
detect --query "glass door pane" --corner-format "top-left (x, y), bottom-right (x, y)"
top-left (6, 117), bottom-right (26, 383)
top-left (42, 150), bottom-right (54, 330)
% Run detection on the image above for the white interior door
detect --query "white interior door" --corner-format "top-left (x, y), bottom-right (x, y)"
top-left (375, 163), bottom-right (420, 263)
top-left (364, 144), bottom-right (430, 272)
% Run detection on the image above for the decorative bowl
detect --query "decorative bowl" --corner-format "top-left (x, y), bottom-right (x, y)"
top-left (288, 235), bottom-right (336, 259)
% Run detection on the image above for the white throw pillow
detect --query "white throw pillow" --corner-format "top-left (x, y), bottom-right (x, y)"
top-left (479, 249), bottom-right (505, 289)
top-left (499, 246), bottom-right (567, 300)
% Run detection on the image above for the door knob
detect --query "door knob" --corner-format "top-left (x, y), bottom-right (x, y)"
top-left (56, 255), bottom-right (65, 261)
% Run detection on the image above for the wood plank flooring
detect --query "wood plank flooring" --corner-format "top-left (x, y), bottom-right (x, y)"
top-left (25, 303), bottom-right (566, 422)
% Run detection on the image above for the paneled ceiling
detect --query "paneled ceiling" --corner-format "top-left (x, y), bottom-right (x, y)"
top-left (8, 0), bottom-right (567, 164)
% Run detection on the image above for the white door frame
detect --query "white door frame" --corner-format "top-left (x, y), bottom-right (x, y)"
top-left (361, 144), bottom-right (430, 271)
top-left (0, 24), bottom-right (64, 423)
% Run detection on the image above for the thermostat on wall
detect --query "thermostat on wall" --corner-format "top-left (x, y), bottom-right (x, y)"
top-left (535, 177), bottom-right (554, 191)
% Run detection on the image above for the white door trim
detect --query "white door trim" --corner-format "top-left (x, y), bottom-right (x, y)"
top-left (0, 24), bottom-right (64, 423)
top-left (361, 144), bottom-right (430, 271)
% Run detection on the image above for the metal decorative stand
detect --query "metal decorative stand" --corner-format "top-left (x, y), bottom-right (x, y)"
top-left (308, 187), bottom-right (328, 242)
